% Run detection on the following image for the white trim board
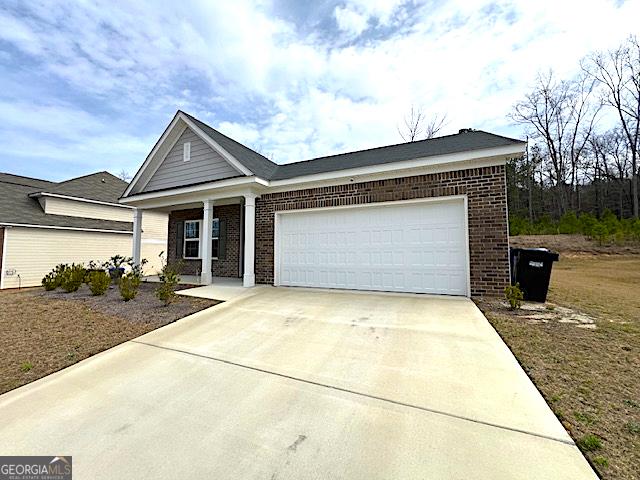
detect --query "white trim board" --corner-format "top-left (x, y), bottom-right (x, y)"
top-left (273, 194), bottom-right (471, 297)
top-left (29, 192), bottom-right (133, 209)
top-left (0, 223), bottom-right (133, 234)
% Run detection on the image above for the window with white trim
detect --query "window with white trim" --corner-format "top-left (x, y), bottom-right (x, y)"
top-left (184, 220), bottom-right (200, 259)
top-left (212, 218), bottom-right (220, 259)
top-left (183, 141), bottom-right (191, 162)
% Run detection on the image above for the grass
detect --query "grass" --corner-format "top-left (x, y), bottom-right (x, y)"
top-left (481, 253), bottom-right (640, 480)
top-left (0, 286), bottom-right (218, 395)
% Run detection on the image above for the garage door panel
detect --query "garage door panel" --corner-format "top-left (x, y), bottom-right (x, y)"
top-left (277, 199), bottom-right (468, 296)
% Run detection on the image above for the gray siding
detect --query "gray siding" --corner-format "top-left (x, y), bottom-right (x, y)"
top-left (143, 128), bottom-right (241, 192)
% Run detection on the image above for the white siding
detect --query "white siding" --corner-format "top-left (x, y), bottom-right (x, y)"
top-left (143, 128), bottom-right (240, 192)
top-left (42, 196), bottom-right (132, 222)
top-left (1, 211), bottom-right (168, 288)
top-left (2, 227), bottom-right (132, 288)
top-left (140, 211), bottom-right (168, 274)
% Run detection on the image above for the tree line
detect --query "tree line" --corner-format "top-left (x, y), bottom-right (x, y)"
top-left (508, 35), bottom-right (640, 223)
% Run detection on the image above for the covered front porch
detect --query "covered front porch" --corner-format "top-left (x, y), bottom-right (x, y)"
top-left (129, 190), bottom-right (259, 288)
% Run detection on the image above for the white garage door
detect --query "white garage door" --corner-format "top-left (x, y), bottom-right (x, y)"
top-left (275, 198), bottom-right (469, 296)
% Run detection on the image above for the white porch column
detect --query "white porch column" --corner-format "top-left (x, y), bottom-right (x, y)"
top-left (201, 199), bottom-right (214, 285)
top-left (243, 194), bottom-right (257, 287)
top-left (132, 208), bottom-right (143, 266)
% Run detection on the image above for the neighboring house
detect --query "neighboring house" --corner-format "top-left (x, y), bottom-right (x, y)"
top-left (0, 171), bottom-right (167, 289)
top-left (120, 111), bottom-right (526, 297)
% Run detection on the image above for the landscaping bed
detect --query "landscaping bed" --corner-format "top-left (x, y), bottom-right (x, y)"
top-left (0, 284), bottom-right (219, 395)
top-left (479, 251), bottom-right (640, 480)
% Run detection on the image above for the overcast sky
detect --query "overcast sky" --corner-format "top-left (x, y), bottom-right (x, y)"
top-left (0, 0), bottom-right (638, 181)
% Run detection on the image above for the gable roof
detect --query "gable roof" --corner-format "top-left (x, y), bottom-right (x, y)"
top-left (0, 171), bottom-right (132, 232)
top-left (178, 112), bottom-right (524, 181)
top-left (34, 171), bottom-right (128, 203)
top-left (123, 110), bottom-right (525, 198)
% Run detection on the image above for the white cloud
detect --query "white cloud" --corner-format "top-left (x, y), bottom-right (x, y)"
top-left (0, 0), bottom-right (639, 178)
top-left (334, 6), bottom-right (369, 36)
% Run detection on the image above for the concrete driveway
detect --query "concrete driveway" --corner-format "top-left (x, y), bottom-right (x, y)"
top-left (0, 287), bottom-right (596, 479)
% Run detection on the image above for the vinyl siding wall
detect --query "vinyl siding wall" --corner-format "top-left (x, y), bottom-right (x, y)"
top-left (1, 210), bottom-right (168, 288)
top-left (143, 128), bottom-right (240, 193)
top-left (42, 196), bottom-right (133, 222)
top-left (1, 227), bottom-right (132, 288)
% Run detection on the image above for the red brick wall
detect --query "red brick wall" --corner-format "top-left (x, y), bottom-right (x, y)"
top-left (167, 205), bottom-right (241, 278)
top-left (255, 165), bottom-right (509, 297)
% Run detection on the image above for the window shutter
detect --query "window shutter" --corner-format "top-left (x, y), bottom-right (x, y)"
top-left (175, 221), bottom-right (184, 258)
top-left (218, 219), bottom-right (227, 260)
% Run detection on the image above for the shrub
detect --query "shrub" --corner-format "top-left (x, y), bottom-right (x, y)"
top-left (558, 211), bottom-right (580, 234)
top-left (41, 273), bottom-right (58, 291)
top-left (155, 252), bottom-right (182, 306)
top-left (60, 264), bottom-right (86, 293)
top-left (590, 222), bottom-right (609, 246)
top-left (504, 283), bottom-right (524, 310)
top-left (89, 270), bottom-right (111, 296)
top-left (119, 274), bottom-right (141, 301)
top-left (106, 255), bottom-right (133, 283)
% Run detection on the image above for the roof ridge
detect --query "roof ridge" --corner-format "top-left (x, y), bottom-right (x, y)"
top-left (55, 170), bottom-right (120, 186)
top-left (274, 129), bottom-right (523, 168)
top-left (0, 172), bottom-right (52, 184)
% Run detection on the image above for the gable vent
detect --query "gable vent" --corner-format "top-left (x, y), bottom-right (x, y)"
top-left (183, 142), bottom-right (191, 162)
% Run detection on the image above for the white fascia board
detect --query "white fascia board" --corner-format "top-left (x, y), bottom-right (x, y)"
top-left (0, 223), bottom-right (132, 234)
top-left (123, 112), bottom-right (183, 198)
top-left (119, 176), bottom-right (265, 209)
top-left (178, 112), bottom-right (253, 176)
top-left (29, 192), bottom-right (133, 209)
top-left (268, 144), bottom-right (524, 190)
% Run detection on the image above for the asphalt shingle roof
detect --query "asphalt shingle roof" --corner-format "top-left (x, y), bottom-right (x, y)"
top-left (181, 111), bottom-right (525, 181)
top-left (0, 171), bottom-right (132, 231)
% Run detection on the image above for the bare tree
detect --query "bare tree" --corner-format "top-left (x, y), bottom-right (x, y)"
top-left (424, 113), bottom-right (447, 139)
top-left (398, 106), bottom-right (447, 142)
top-left (583, 35), bottom-right (640, 218)
top-left (118, 169), bottom-right (132, 182)
top-left (510, 70), bottom-right (599, 214)
top-left (397, 105), bottom-right (425, 142)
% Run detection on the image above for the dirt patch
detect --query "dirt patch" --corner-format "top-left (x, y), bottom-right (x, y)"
top-left (510, 234), bottom-right (640, 256)
top-left (0, 284), bottom-right (219, 395)
top-left (478, 253), bottom-right (640, 480)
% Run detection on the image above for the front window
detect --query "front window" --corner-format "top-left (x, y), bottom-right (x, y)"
top-left (212, 218), bottom-right (220, 259)
top-left (184, 220), bottom-right (201, 259)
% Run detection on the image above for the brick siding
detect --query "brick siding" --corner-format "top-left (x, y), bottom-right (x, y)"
top-left (255, 165), bottom-right (509, 297)
top-left (167, 205), bottom-right (241, 278)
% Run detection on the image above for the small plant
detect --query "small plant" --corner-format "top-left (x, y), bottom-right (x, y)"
top-left (42, 273), bottom-right (58, 291)
top-left (118, 259), bottom-right (146, 301)
top-left (574, 411), bottom-right (596, 425)
top-left (106, 255), bottom-right (133, 283)
top-left (591, 222), bottom-right (609, 246)
top-left (20, 361), bottom-right (33, 372)
top-left (592, 456), bottom-right (608, 467)
top-left (60, 264), bottom-right (86, 293)
top-left (577, 434), bottom-right (602, 452)
top-left (89, 270), bottom-right (111, 296)
top-left (155, 252), bottom-right (182, 306)
top-left (119, 273), bottom-right (141, 301)
top-left (626, 421), bottom-right (640, 434)
top-left (504, 283), bottom-right (524, 310)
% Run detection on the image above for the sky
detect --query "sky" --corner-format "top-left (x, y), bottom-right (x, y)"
top-left (0, 0), bottom-right (638, 182)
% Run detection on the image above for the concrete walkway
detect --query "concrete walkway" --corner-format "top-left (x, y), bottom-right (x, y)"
top-left (0, 288), bottom-right (596, 479)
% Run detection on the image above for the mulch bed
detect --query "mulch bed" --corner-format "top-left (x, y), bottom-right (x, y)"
top-left (37, 282), bottom-right (218, 324)
top-left (0, 283), bottom-right (219, 395)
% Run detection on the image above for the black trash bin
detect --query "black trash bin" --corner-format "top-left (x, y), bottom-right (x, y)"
top-left (510, 247), bottom-right (559, 302)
